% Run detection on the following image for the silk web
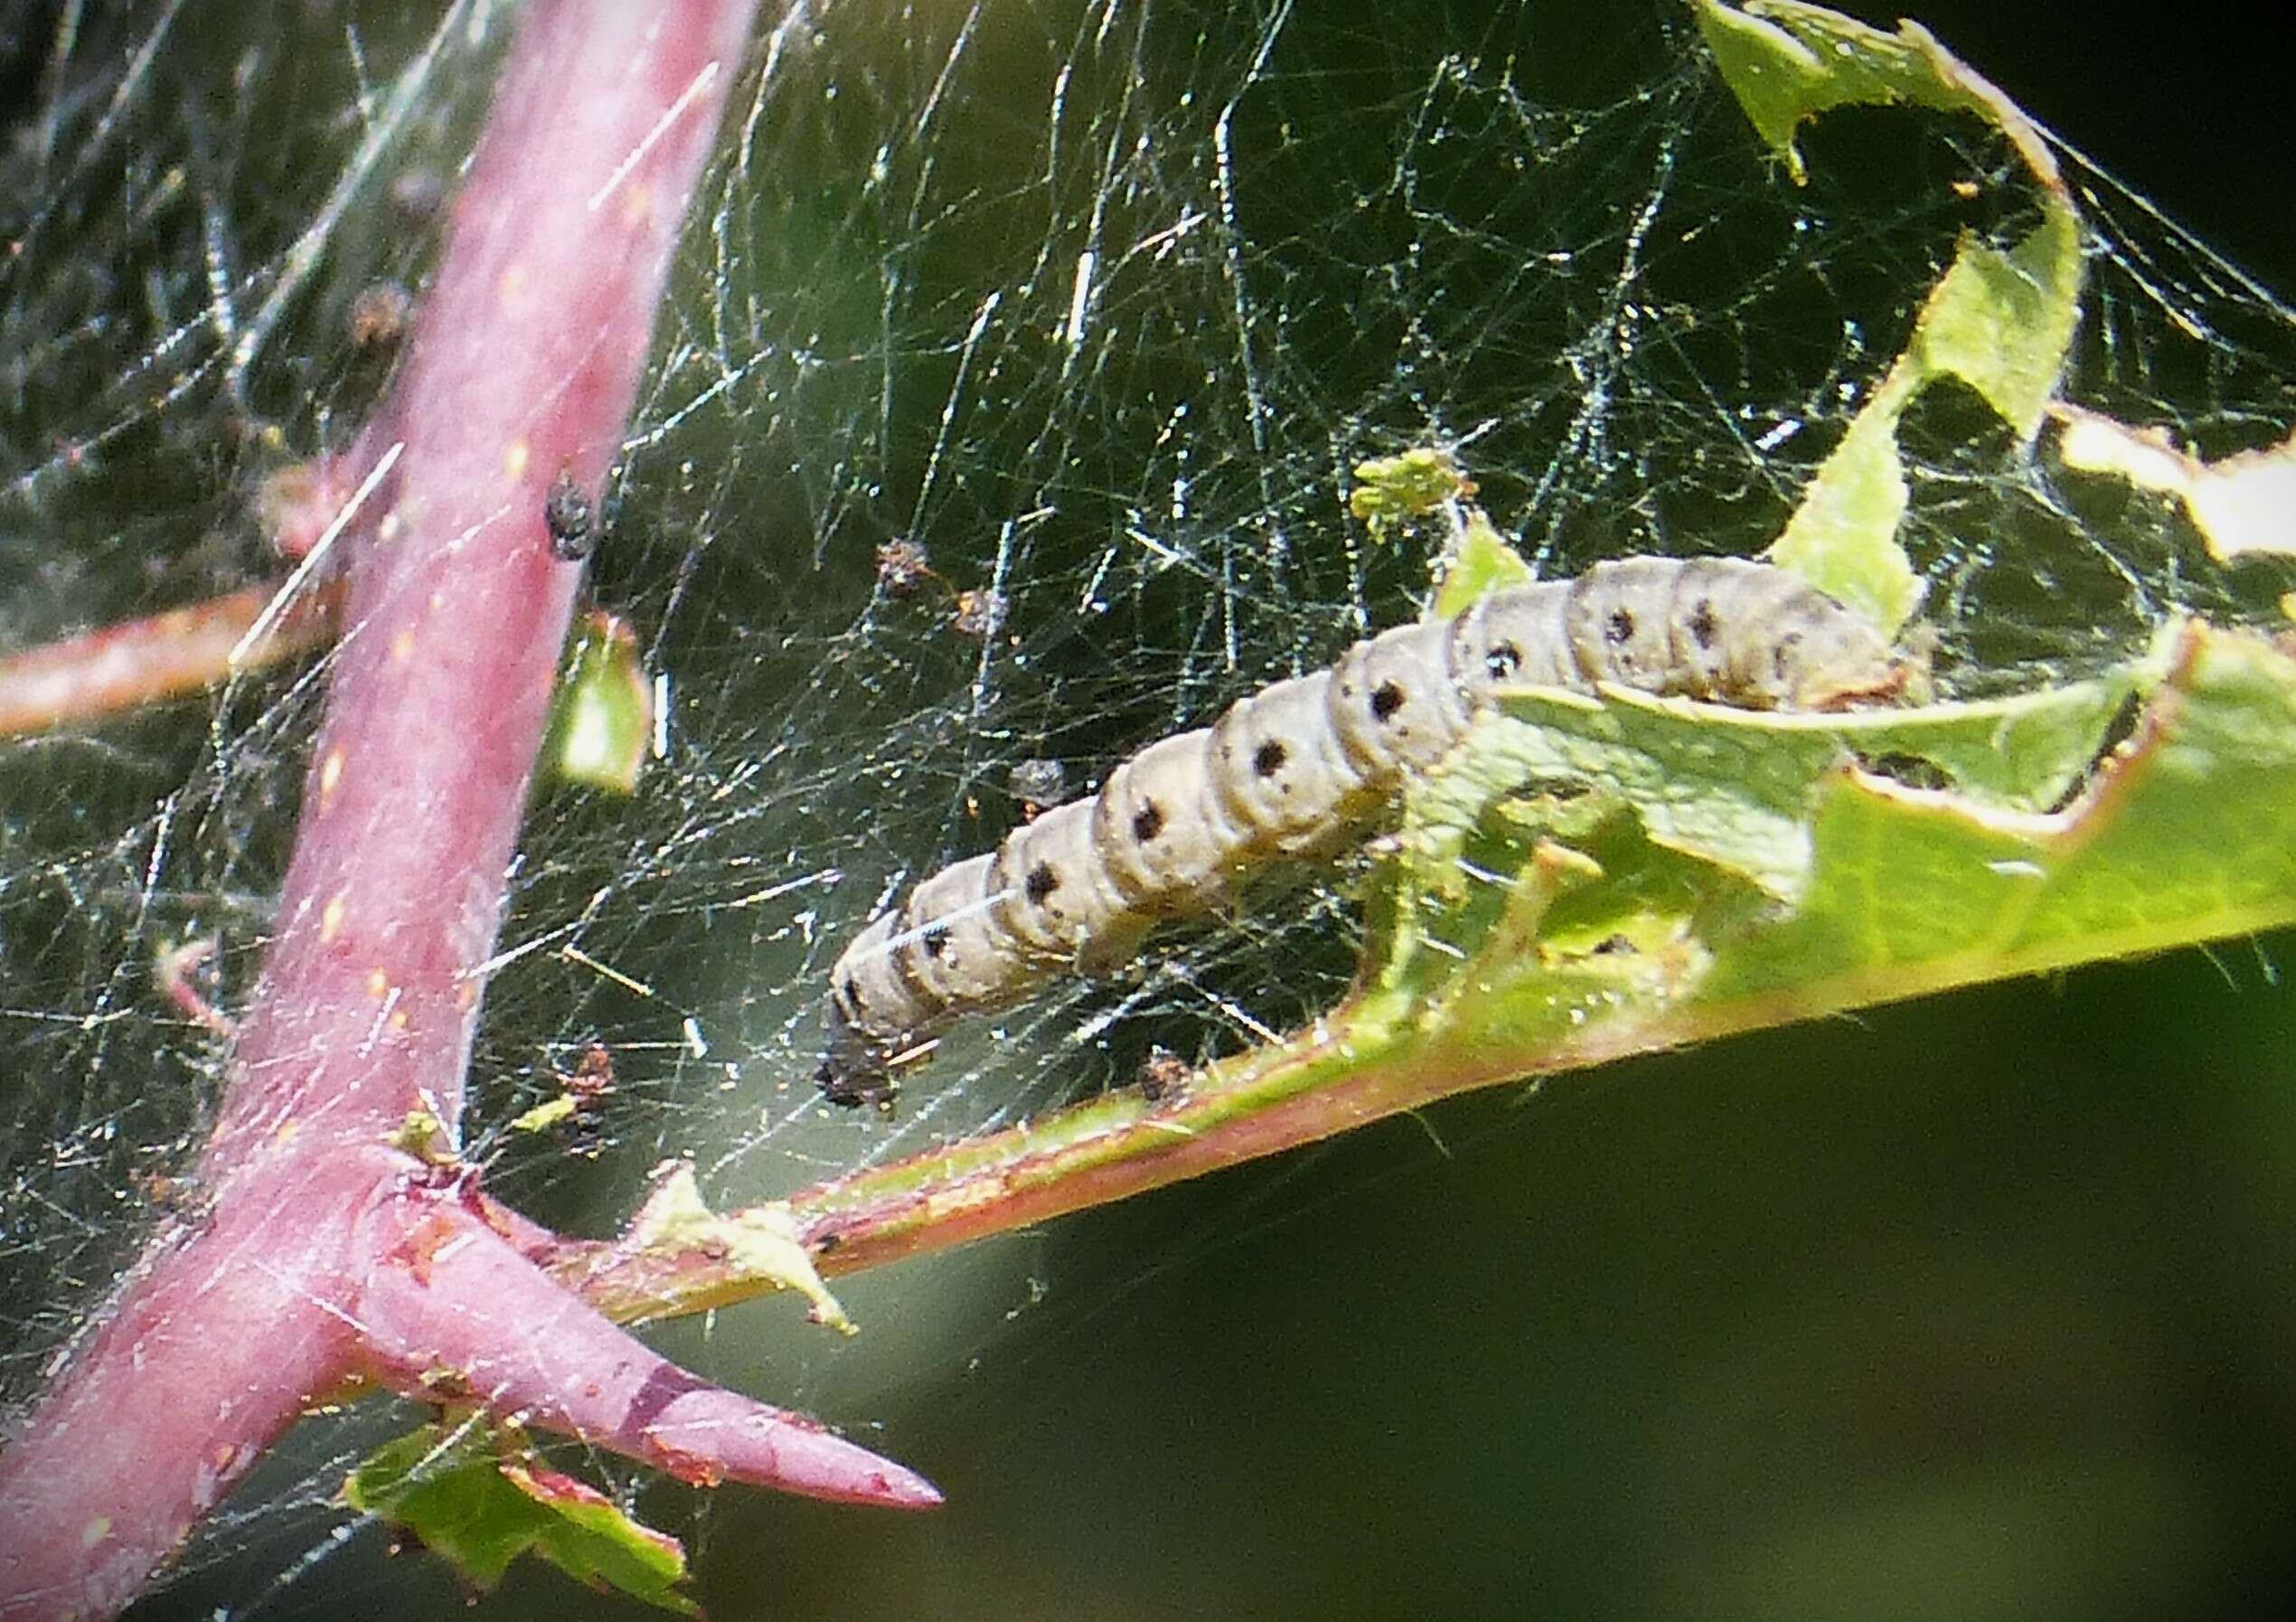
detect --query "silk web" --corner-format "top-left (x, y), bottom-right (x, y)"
top-left (0, 0), bottom-right (2290, 1613)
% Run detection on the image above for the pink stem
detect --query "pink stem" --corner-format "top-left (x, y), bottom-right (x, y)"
top-left (0, 7), bottom-right (932, 1617)
top-left (0, 580), bottom-right (341, 737)
top-left (351, 1184), bottom-right (937, 1509)
top-left (0, 1160), bottom-right (366, 1618)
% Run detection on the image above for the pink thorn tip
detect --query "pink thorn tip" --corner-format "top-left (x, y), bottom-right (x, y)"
top-left (648, 1396), bottom-right (944, 1509)
top-left (832, 1451), bottom-right (945, 1511)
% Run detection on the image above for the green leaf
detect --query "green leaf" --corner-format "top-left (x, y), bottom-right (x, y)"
top-left (788, 622), bottom-right (2296, 1275)
top-left (1708, 626), bottom-right (2296, 1002)
top-left (545, 610), bottom-right (653, 794)
top-left (344, 1418), bottom-right (698, 1616)
top-left (623, 1163), bottom-right (855, 1334)
top-left (1767, 207), bottom-right (2081, 638)
top-left (1372, 618), bottom-right (2294, 1066)
top-left (510, 1094), bottom-right (579, 1132)
top-left (1431, 505), bottom-right (1537, 617)
top-left (1401, 658), bottom-right (2140, 914)
top-left (1696, 2), bottom-right (2085, 639)
top-left (1690, 0), bottom-right (2063, 193)
top-left (1749, 387), bottom-right (1919, 637)
top-left (1912, 208), bottom-right (2083, 439)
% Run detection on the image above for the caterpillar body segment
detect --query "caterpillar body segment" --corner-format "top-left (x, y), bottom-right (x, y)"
top-left (1561, 556), bottom-right (1900, 709)
top-left (1446, 580), bottom-right (1578, 703)
top-left (1209, 670), bottom-right (1378, 853)
top-left (1642, 557), bottom-right (1814, 702)
top-left (894, 854), bottom-right (1015, 1010)
top-left (989, 797), bottom-right (1137, 957)
top-left (1092, 729), bottom-right (1250, 909)
top-left (1327, 617), bottom-right (1477, 778)
top-left (821, 555), bottom-right (1909, 1094)
top-left (828, 910), bottom-right (940, 1054)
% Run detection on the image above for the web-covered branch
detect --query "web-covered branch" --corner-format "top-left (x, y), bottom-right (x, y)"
top-left (0, 7), bottom-right (936, 1617)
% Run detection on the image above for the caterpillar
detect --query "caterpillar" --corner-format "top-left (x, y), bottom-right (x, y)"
top-left (818, 554), bottom-right (1913, 1100)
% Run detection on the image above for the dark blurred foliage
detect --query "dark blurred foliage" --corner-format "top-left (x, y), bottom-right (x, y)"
top-left (0, 1), bottom-right (61, 113)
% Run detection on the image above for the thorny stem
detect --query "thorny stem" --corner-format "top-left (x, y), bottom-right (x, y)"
top-left (0, 8), bottom-right (936, 1619)
top-left (0, 5), bottom-right (2284, 1610)
top-left (0, 580), bottom-right (341, 737)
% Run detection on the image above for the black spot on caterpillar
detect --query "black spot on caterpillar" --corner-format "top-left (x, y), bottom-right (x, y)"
top-left (818, 556), bottom-right (1913, 1099)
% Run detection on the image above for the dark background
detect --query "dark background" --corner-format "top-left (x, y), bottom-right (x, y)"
top-left (1907, 2), bottom-right (2291, 292)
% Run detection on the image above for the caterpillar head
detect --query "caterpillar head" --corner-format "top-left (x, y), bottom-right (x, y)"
top-left (814, 1002), bottom-right (904, 1108)
top-left (1652, 558), bottom-right (1918, 711)
top-left (1769, 606), bottom-right (1927, 710)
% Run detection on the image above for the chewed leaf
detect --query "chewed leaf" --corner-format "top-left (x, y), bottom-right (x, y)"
top-left (1383, 618), bottom-right (2291, 1037)
top-left (1708, 624), bottom-right (2296, 1002)
top-left (1767, 204), bottom-right (2082, 637)
top-left (1692, 0), bottom-right (2060, 192)
top-left (344, 1419), bottom-right (697, 1615)
top-left (2053, 407), bottom-right (2296, 562)
top-left (1766, 403), bottom-right (1916, 637)
top-left (1913, 210), bottom-right (2084, 440)
top-left (1697, 2), bottom-right (2086, 638)
top-left (626, 1163), bottom-right (855, 1334)
top-left (1385, 650), bottom-right (2145, 987)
